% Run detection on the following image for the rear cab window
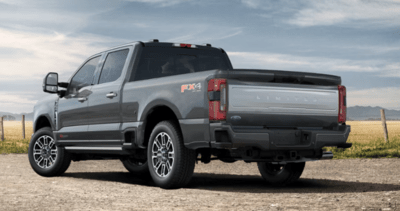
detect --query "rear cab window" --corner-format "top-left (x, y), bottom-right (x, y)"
top-left (131, 46), bottom-right (232, 81)
top-left (98, 49), bottom-right (129, 84)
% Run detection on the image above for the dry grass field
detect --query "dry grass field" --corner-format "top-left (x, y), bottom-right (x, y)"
top-left (1, 120), bottom-right (400, 158)
top-left (346, 121), bottom-right (400, 143)
top-left (329, 121), bottom-right (400, 158)
top-left (0, 121), bottom-right (33, 154)
top-left (1, 121), bottom-right (34, 141)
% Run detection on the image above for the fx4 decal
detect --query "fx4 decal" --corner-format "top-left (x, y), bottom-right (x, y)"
top-left (181, 83), bottom-right (201, 93)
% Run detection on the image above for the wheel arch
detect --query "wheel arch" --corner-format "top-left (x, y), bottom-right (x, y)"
top-left (138, 103), bottom-right (182, 149)
top-left (34, 115), bottom-right (54, 133)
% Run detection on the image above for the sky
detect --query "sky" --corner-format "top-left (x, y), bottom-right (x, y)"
top-left (0, 0), bottom-right (399, 113)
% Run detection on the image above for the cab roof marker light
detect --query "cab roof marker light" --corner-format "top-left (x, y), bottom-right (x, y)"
top-left (172, 43), bottom-right (197, 48)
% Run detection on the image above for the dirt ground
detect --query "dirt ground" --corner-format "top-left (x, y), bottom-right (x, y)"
top-left (1, 154), bottom-right (400, 211)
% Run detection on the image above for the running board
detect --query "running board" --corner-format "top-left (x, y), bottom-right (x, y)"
top-left (64, 147), bottom-right (123, 151)
top-left (63, 146), bottom-right (129, 155)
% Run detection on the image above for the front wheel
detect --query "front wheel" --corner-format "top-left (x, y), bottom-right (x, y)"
top-left (257, 162), bottom-right (305, 186)
top-left (28, 127), bottom-right (71, 177)
top-left (147, 121), bottom-right (195, 189)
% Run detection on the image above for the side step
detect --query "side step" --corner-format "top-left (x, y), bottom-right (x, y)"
top-left (64, 146), bottom-right (131, 155)
top-left (321, 151), bottom-right (333, 160)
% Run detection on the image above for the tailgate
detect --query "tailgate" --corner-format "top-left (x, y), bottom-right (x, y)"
top-left (226, 69), bottom-right (339, 128)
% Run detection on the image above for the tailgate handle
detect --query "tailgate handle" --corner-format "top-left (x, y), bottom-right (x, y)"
top-left (106, 92), bottom-right (117, 98)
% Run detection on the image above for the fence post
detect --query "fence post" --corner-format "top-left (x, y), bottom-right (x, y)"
top-left (0, 117), bottom-right (3, 141)
top-left (380, 109), bottom-right (389, 143)
top-left (22, 115), bottom-right (25, 139)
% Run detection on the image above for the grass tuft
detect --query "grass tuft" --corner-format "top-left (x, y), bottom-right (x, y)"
top-left (326, 135), bottom-right (400, 159)
top-left (0, 138), bottom-right (30, 154)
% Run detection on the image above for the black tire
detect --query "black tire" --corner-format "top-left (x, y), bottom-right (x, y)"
top-left (147, 121), bottom-right (196, 189)
top-left (121, 158), bottom-right (149, 175)
top-left (257, 162), bottom-right (305, 186)
top-left (219, 158), bottom-right (237, 163)
top-left (28, 127), bottom-right (71, 177)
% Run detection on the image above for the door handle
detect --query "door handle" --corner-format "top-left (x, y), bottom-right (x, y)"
top-left (78, 97), bottom-right (87, 102)
top-left (106, 92), bottom-right (117, 98)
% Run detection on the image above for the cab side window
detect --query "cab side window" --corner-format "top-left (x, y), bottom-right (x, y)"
top-left (68, 56), bottom-right (100, 95)
top-left (98, 49), bottom-right (129, 84)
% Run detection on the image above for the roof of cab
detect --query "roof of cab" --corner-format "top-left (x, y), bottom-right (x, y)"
top-left (104, 39), bottom-right (218, 52)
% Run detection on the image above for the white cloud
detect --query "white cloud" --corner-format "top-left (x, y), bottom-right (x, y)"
top-left (241, 0), bottom-right (261, 8)
top-left (0, 0), bottom-right (21, 4)
top-left (337, 45), bottom-right (400, 54)
top-left (289, 0), bottom-right (400, 27)
top-left (379, 63), bottom-right (400, 77)
top-left (0, 26), bottom-right (128, 113)
top-left (227, 51), bottom-right (396, 74)
top-left (123, 0), bottom-right (191, 7)
top-left (0, 27), bottom-right (127, 81)
top-left (348, 87), bottom-right (400, 110)
top-left (0, 1), bottom-right (123, 34)
top-left (242, 0), bottom-right (400, 27)
top-left (0, 92), bottom-right (38, 113)
top-left (220, 30), bottom-right (243, 39)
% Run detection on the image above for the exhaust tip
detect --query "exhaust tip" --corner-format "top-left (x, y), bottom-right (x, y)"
top-left (321, 151), bottom-right (333, 160)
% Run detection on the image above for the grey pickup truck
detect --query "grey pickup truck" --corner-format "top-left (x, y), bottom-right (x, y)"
top-left (29, 40), bottom-right (351, 189)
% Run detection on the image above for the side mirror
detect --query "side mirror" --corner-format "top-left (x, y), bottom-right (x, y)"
top-left (43, 72), bottom-right (58, 93)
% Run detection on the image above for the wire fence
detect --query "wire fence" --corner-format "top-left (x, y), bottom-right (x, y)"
top-left (0, 115), bottom-right (29, 141)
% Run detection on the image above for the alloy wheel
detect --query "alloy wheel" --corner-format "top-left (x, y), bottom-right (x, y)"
top-left (33, 135), bottom-right (57, 168)
top-left (151, 132), bottom-right (174, 177)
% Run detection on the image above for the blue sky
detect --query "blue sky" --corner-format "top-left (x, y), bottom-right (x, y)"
top-left (0, 0), bottom-right (399, 113)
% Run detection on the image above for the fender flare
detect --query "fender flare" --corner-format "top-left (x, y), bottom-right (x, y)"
top-left (33, 114), bottom-right (55, 132)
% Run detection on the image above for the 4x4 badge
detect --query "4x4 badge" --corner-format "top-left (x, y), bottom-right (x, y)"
top-left (181, 83), bottom-right (201, 93)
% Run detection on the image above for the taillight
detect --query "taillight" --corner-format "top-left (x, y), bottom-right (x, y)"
top-left (208, 79), bottom-right (227, 121)
top-left (338, 85), bottom-right (346, 123)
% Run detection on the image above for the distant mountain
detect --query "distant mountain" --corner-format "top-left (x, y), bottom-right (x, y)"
top-left (0, 112), bottom-right (33, 121)
top-left (347, 106), bottom-right (400, 120)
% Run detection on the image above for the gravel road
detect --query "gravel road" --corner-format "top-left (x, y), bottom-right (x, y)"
top-left (1, 154), bottom-right (400, 211)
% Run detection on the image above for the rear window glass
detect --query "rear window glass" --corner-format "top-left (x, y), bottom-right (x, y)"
top-left (132, 47), bottom-right (231, 81)
top-left (98, 49), bottom-right (129, 84)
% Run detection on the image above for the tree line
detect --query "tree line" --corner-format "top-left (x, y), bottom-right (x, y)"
top-left (2, 115), bottom-right (16, 121)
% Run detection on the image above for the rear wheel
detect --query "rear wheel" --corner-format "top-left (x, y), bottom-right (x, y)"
top-left (28, 127), bottom-right (71, 177)
top-left (257, 162), bottom-right (305, 186)
top-left (147, 121), bottom-right (195, 189)
top-left (121, 158), bottom-right (149, 175)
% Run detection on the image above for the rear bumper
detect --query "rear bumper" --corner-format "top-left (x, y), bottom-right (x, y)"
top-left (209, 123), bottom-right (351, 151)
